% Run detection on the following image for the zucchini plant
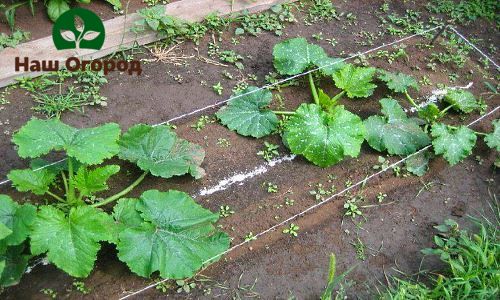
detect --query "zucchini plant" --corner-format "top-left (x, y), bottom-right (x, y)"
top-left (0, 118), bottom-right (229, 287)
top-left (217, 37), bottom-right (499, 173)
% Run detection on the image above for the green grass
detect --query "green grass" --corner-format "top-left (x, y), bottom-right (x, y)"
top-left (381, 202), bottom-right (499, 299)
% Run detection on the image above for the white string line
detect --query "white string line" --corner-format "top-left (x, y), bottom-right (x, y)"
top-left (449, 26), bottom-right (500, 70)
top-left (120, 106), bottom-right (499, 300)
top-left (0, 26), bottom-right (440, 187)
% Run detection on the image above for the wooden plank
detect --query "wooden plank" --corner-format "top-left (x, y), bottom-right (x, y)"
top-left (0, 0), bottom-right (293, 88)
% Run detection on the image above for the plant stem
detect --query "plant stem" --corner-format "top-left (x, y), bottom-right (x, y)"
top-left (439, 105), bottom-right (454, 116)
top-left (91, 171), bottom-right (148, 208)
top-left (61, 171), bottom-right (69, 197)
top-left (67, 159), bottom-right (76, 203)
top-left (308, 73), bottom-right (319, 105)
top-left (272, 110), bottom-right (296, 116)
top-left (47, 191), bottom-right (66, 203)
top-left (447, 125), bottom-right (487, 136)
top-left (331, 90), bottom-right (346, 104)
top-left (404, 90), bottom-right (419, 109)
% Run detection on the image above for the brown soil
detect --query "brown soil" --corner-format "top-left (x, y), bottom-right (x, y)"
top-left (0, 0), bottom-right (499, 299)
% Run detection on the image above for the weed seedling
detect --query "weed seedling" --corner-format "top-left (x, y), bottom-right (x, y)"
top-left (41, 288), bottom-right (57, 299)
top-left (73, 281), bottom-right (90, 294)
top-left (309, 183), bottom-right (336, 201)
top-left (351, 238), bottom-right (366, 261)
top-left (191, 115), bottom-right (214, 131)
top-left (257, 142), bottom-right (280, 161)
top-left (216, 138), bottom-right (231, 147)
top-left (244, 232), bottom-right (257, 242)
top-left (376, 192), bottom-right (387, 203)
top-left (155, 279), bottom-right (173, 293)
top-left (344, 199), bottom-right (362, 218)
top-left (219, 205), bottom-right (235, 217)
top-left (212, 82), bottom-right (224, 95)
top-left (285, 197), bottom-right (295, 206)
top-left (263, 182), bottom-right (278, 193)
top-left (283, 223), bottom-right (299, 237)
top-left (176, 280), bottom-right (196, 293)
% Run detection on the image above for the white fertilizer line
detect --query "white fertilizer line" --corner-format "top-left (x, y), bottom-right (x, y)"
top-left (0, 26), bottom-right (440, 187)
top-left (449, 26), bottom-right (500, 70)
top-left (198, 155), bottom-right (296, 197)
top-left (120, 105), bottom-right (499, 299)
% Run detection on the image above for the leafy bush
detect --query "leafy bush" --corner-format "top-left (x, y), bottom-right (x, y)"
top-left (0, 119), bottom-right (229, 287)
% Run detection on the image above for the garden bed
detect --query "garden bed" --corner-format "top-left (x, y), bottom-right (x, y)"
top-left (0, 0), bottom-right (499, 298)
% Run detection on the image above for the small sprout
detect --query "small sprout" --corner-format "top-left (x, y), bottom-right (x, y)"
top-left (216, 138), bottom-right (231, 147)
top-left (191, 115), bottom-right (214, 131)
top-left (344, 180), bottom-right (352, 187)
top-left (309, 183), bottom-right (336, 201)
top-left (351, 238), bottom-right (366, 261)
top-left (376, 192), bottom-right (387, 203)
top-left (257, 142), bottom-right (280, 161)
top-left (283, 223), bottom-right (299, 237)
top-left (73, 280), bottom-right (91, 294)
top-left (219, 205), bottom-right (234, 217)
top-left (263, 182), bottom-right (278, 193)
top-left (344, 199), bottom-right (362, 218)
top-left (222, 70), bottom-right (233, 79)
top-left (244, 232), bottom-right (257, 242)
top-left (475, 155), bottom-right (484, 165)
top-left (176, 280), bottom-right (196, 294)
top-left (41, 288), bottom-right (57, 299)
top-left (285, 197), bottom-right (295, 206)
top-left (372, 156), bottom-right (389, 170)
top-left (155, 280), bottom-right (173, 293)
top-left (212, 82), bottom-right (223, 95)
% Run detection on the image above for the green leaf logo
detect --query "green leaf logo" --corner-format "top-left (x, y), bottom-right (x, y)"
top-left (52, 8), bottom-right (105, 51)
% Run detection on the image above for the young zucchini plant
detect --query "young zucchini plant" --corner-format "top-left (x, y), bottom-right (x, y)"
top-left (0, 118), bottom-right (229, 287)
top-left (217, 37), bottom-right (375, 167)
top-left (377, 70), bottom-right (499, 174)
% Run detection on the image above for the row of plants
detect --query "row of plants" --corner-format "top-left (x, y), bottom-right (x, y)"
top-left (0, 119), bottom-right (230, 287)
top-left (216, 37), bottom-right (499, 173)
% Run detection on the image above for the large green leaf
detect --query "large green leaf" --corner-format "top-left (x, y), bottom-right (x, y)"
top-left (12, 119), bottom-right (121, 165)
top-left (0, 195), bottom-right (36, 247)
top-left (74, 165), bottom-right (120, 198)
top-left (283, 104), bottom-right (365, 167)
top-left (378, 70), bottom-right (419, 93)
top-left (315, 57), bottom-right (347, 76)
top-left (443, 90), bottom-right (478, 113)
top-left (30, 206), bottom-right (115, 277)
top-left (273, 37), bottom-right (327, 75)
top-left (216, 87), bottom-right (278, 138)
top-left (405, 151), bottom-right (430, 176)
top-left (46, 0), bottom-right (70, 22)
top-left (364, 98), bottom-right (430, 155)
top-left (0, 244), bottom-right (30, 287)
top-left (431, 123), bottom-right (476, 165)
top-left (7, 168), bottom-right (57, 195)
top-left (115, 190), bottom-right (230, 279)
top-left (119, 124), bottom-right (205, 179)
top-left (332, 64), bottom-right (377, 98)
top-left (485, 119), bottom-right (499, 151)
